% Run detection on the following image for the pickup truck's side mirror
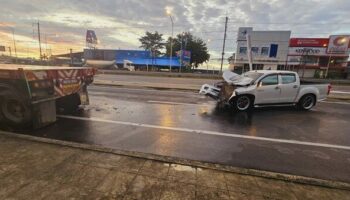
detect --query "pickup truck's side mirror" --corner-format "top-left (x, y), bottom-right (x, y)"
top-left (257, 82), bottom-right (262, 87)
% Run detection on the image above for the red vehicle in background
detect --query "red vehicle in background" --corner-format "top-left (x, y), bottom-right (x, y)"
top-left (0, 64), bottom-right (95, 129)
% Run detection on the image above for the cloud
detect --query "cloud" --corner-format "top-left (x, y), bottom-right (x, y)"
top-left (0, 0), bottom-right (349, 68)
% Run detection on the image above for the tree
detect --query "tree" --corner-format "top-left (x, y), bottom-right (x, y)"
top-left (139, 31), bottom-right (165, 56)
top-left (166, 32), bottom-right (210, 69)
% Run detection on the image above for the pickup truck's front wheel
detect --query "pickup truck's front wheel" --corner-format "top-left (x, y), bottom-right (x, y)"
top-left (233, 95), bottom-right (252, 111)
top-left (298, 94), bottom-right (316, 110)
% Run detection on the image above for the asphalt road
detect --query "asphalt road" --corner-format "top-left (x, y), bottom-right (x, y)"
top-left (6, 85), bottom-right (350, 183)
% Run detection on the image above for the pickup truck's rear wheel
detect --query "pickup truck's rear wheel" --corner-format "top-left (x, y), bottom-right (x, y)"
top-left (233, 95), bottom-right (252, 111)
top-left (298, 94), bottom-right (316, 110)
top-left (0, 93), bottom-right (32, 127)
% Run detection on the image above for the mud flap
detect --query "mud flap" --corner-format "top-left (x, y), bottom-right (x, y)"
top-left (32, 100), bottom-right (56, 129)
top-left (79, 85), bottom-right (89, 105)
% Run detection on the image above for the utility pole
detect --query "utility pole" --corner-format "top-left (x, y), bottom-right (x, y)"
top-left (325, 55), bottom-right (332, 79)
top-left (70, 48), bottom-right (73, 66)
top-left (11, 28), bottom-right (17, 63)
top-left (8, 47), bottom-right (12, 57)
top-left (45, 34), bottom-right (48, 58)
top-left (169, 15), bottom-right (174, 72)
top-left (180, 32), bottom-right (185, 73)
top-left (220, 16), bottom-right (228, 74)
top-left (34, 21), bottom-right (42, 60)
top-left (246, 33), bottom-right (253, 71)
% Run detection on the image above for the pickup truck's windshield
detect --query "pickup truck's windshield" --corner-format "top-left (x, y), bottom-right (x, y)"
top-left (242, 72), bottom-right (264, 82)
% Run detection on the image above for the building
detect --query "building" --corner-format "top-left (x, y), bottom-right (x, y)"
top-left (286, 36), bottom-right (350, 78)
top-left (233, 27), bottom-right (291, 74)
top-left (83, 49), bottom-right (191, 71)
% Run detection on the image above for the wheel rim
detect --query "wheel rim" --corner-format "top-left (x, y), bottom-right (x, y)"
top-left (302, 96), bottom-right (314, 109)
top-left (237, 96), bottom-right (250, 110)
top-left (1, 99), bottom-right (28, 123)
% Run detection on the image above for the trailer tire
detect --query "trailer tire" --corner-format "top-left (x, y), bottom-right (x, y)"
top-left (0, 92), bottom-right (32, 127)
top-left (56, 93), bottom-right (81, 114)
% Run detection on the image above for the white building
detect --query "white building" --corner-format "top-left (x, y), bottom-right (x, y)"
top-left (233, 27), bottom-right (291, 74)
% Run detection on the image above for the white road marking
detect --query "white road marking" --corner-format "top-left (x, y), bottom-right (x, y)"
top-left (320, 101), bottom-right (350, 105)
top-left (58, 115), bottom-right (350, 151)
top-left (147, 100), bottom-right (200, 106)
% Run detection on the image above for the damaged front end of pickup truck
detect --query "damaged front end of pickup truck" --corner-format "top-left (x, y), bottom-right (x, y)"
top-left (199, 71), bottom-right (255, 109)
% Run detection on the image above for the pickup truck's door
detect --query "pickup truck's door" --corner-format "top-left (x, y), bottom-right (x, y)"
top-left (255, 74), bottom-right (281, 104)
top-left (279, 74), bottom-right (299, 103)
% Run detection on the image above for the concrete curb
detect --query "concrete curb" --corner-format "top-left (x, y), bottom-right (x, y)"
top-left (92, 82), bottom-right (350, 101)
top-left (1, 130), bottom-right (350, 191)
top-left (98, 70), bottom-right (222, 80)
top-left (98, 70), bottom-right (350, 84)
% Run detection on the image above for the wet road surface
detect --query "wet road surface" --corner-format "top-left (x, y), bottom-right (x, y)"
top-left (8, 85), bottom-right (350, 183)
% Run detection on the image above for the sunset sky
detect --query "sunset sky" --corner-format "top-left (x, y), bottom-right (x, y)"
top-left (0, 0), bottom-right (350, 69)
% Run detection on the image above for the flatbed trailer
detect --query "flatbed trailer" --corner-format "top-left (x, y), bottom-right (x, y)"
top-left (0, 64), bottom-right (95, 129)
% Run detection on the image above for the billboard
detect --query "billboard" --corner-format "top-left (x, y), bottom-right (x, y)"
top-left (86, 30), bottom-right (98, 45)
top-left (289, 38), bottom-right (329, 47)
top-left (327, 35), bottom-right (350, 54)
top-left (176, 50), bottom-right (191, 65)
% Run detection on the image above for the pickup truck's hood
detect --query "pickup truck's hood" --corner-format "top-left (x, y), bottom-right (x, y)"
top-left (222, 70), bottom-right (253, 86)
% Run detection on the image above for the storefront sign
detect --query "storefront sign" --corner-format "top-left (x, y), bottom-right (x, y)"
top-left (289, 38), bottom-right (329, 47)
top-left (288, 47), bottom-right (327, 56)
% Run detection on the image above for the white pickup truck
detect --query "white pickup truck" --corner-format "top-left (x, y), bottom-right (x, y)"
top-left (200, 70), bottom-right (331, 111)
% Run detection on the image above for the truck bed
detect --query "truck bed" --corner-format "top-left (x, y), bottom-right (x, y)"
top-left (300, 80), bottom-right (329, 85)
top-left (0, 64), bottom-right (95, 80)
top-left (0, 64), bottom-right (86, 71)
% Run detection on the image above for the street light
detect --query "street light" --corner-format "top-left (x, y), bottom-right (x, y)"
top-left (166, 7), bottom-right (174, 72)
top-left (5, 27), bottom-right (18, 62)
top-left (180, 32), bottom-right (185, 73)
top-left (207, 39), bottom-right (213, 75)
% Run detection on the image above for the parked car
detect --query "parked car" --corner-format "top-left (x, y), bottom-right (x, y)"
top-left (200, 70), bottom-right (331, 111)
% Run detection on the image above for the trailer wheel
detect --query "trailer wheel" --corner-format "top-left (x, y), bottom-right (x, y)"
top-left (56, 93), bottom-right (81, 114)
top-left (0, 92), bottom-right (32, 127)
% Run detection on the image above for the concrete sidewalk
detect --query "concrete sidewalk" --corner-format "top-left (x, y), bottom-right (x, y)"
top-left (1, 133), bottom-right (349, 200)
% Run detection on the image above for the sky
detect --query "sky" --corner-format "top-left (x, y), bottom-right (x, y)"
top-left (0, 0), bottom-right (350, 69)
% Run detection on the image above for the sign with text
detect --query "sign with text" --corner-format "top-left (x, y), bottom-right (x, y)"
top-left (289, 38), bottom-right (329, 47)
top-left (288, 47), bottom-right (327, 56)
top-left (327, 35), bottom-right (350, 54)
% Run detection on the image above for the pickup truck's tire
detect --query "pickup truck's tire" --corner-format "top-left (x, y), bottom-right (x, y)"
top-left (232, 95), bottom-right (253, 111)
top-left (298, 94), bottom-right (316, 111)
top-left (0, 92), bottom-right (32, 127)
